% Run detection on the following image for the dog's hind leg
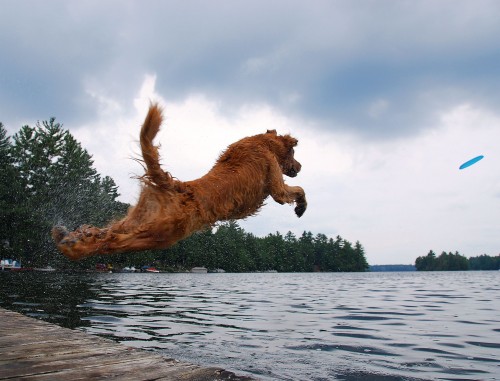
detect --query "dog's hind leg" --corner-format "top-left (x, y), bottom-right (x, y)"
top-left (52, 224), bottom-right (113, 260)
top-left (52, 208), bottom-right (195, 260)
top-left (52, 223), bottom-right (167, 260)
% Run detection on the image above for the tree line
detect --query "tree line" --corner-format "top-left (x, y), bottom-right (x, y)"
top-left (0, 119), bottom-right (369, 272)
top-left (415, 250), bottom-right (500, 271)
top-left (0, 119), bottom-right (128, 268)
top-left (113, 221), bottom-right (369, 273)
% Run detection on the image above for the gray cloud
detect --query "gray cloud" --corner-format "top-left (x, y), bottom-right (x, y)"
top-left (2, 0), bottom-right (500, 138)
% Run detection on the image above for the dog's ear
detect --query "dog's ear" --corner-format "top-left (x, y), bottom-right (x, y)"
top-left (266, 129), bottom-right (277, 135)
top-left (282, 134), bottom-right (298, 149)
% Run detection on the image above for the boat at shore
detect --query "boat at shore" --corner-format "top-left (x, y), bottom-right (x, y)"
top-left (209, 268), bottom-right (226, 273)
top-left (1, 259), bottom-right (22, 271)
top-left (33, 266), bottom-right (56, 272)
top-left (141, 266), bottom-right (160, 273)
top-left (190, 267), bottom-right (208, 273)
top-left (121, 266), bottom-right (138, 273)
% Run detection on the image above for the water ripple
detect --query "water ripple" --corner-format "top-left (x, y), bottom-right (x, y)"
top-left (1, 271), bottom-right (499, 380)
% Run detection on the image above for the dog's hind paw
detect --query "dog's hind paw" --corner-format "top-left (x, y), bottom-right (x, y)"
top-left (51, 226), bottom-right (69, 244)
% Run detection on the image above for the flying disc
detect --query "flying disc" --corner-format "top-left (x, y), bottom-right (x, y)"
top-left (459, 155), bottom-right (484, 170)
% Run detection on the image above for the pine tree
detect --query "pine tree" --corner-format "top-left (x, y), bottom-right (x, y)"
top-left (415, 250), bottom-right (437, 271)
top-left (9, 118), bottom-right (126, 266)
top-left (0, 124), bottom-right (27, 258)
top-left (353, 241), bottom-right (369, 271)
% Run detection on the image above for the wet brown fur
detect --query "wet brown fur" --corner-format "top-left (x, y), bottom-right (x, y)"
top-left (52, 103), bottom-right (307, 260)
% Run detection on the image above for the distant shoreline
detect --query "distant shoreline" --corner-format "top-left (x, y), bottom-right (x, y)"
top-left (370, 264), bottom-right (416, 272)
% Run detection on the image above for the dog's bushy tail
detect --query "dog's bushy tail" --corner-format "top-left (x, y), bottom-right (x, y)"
top-left (140, 103), bottom-right (174, 189)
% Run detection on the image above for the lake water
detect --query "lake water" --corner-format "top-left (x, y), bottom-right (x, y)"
top-left (1, 271), bottom-right (499, 380)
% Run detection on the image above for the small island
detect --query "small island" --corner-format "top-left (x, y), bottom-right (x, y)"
top-left (415, 250), bottom-right (499, 271)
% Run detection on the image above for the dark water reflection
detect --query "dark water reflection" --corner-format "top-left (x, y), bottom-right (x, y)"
top-left (1, 271), bottom-right (499, 380)
top-left (0, 272), bottom-right (95, 328)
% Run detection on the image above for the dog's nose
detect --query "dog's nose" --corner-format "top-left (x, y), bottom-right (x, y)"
top-left (286, 160), bottom-right (301, 177)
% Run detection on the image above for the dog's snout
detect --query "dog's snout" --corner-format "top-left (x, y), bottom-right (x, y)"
top-left (286, 159), bottom-right (301, 177)
top-left (295, 160), bottom-right (302, 173)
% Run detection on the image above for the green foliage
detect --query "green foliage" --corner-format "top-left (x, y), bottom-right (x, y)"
top-left (469, 254), bottom-right (500, 270)
top-left (155, 223), bottom-right (368, 273)
top-left (415, 250), bottom-right (437, 271)
top-left (0, 124), bottom-right (28, 259)
top-left (1, 119), bottom-right (127, 267)
top-left (415, 249), bottom-right (500, 272)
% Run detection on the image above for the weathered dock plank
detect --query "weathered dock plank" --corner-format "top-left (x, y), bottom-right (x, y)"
top-left (0, 308), bottom-right (253, 380)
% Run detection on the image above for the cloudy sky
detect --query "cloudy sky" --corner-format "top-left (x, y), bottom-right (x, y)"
top-left (1, 0), bottom-right (499, 265)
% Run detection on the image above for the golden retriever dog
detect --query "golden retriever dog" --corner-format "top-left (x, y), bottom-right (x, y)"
top-left (52, 103), bottom-right (307, 260)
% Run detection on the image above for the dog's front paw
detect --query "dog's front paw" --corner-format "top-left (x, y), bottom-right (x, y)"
top-left (295, 199), bottom-right (307, 217)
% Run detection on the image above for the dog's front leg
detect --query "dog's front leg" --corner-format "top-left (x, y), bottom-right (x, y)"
top-left (293, 189), bottom-right (307, 217)
top-left (268, 163), bottom-right (307, 217)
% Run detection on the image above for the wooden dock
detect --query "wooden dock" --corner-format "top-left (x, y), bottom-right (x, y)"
top-left (0, 308), bottom-right (253, 380)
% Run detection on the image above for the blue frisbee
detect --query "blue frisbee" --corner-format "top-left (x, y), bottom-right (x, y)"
top-left (459, 155), bottom-right (484, 170)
